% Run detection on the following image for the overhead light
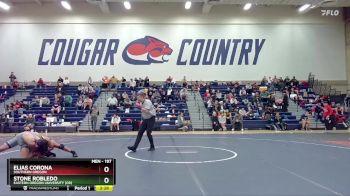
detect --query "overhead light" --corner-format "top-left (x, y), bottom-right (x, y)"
top-left (0, 1), bottom-right (10, 11)
top-left (310, 5), bottom-right (316, 9)
top-left (61, 0), bottom-right (72, 11)
top-left (124, 1), bottom-right (131, 10)
top-left (298, 4), bottom-right (310, 12)
top-left (185, 1), bottom-right (192, 10)
top-left (243, 3), bottom-right (252, 11)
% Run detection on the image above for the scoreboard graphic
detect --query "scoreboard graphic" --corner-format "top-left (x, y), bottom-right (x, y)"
top-left (7, 158), bottom-right (116, 191)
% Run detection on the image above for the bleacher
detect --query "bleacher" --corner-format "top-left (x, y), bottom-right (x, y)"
top-left (8, 86), bottom-right (90, 132)
top-left (200, 84), bottom-right (301, 130)
top-left (294, 87), bottom-right (349, 130)
top-left (0, 87), bottom-right (16, 103)
top-left (99, 87), bottom-right (190, 131)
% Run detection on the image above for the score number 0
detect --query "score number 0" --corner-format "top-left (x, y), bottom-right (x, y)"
top-left (103, 166), bottom-right (110, 184)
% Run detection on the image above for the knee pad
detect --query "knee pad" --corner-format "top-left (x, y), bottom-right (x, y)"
top-left (58, 144), bottom-right (65, 150)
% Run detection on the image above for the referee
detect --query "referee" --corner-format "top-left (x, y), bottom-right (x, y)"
top-left (128, 90), bottom-right (156, 152)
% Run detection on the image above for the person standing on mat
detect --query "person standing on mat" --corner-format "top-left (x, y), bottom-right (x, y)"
top-left (128, 90), bottom-right (156, 152)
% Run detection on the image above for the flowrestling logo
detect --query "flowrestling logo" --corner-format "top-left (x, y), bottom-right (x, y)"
top-left (122, 36), bottom-right (173, 65)
top-left (321, 9), bottom-right (340, 16)
top-left (37, 36), bottom-right (266, 66)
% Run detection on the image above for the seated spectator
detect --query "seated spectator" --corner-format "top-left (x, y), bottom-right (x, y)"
top-left (64, 94), bottom-right (73, 107)
top-left (121, 77), bottom-right (127, 87)
top-left (232, 113), bottom-right (243, 131)
top-left (102, 76), bottom-right (110, 89)
top-left (25, 113), bottom-right (36, 126)
top-left (57, 76), bottom-right (63, 86)
top-left (300, 111), bottom-right (311, 130)
top-left (273, 112), bottom-right (286, 130)
top-left (76, 96), bottom-right (84, 110)
top-left (36, 114), bottom-right (47, 126)
top-left (129, 78), bottom-right (136, 91)
top-left (239, 108), bottom-right (247, 117)
top-left (63, 77), bottom-right (70, 86)
top-left (203, 89), bottom-right (211, 102)
top-left (40, 96), bottom-right (50, 107)
top-left (83, 96), bottom-right (93, 110)
top-left (12, 80), bottom-right (19, 90)
top-left (124, 98), bottom-right (132, 113)
top-left (110, 114), bottom-right (121, 132)
top-left (37, 78), bottom-right (45, 88)
top-left (77, 84), bottom-right (84, 95)
top-left (51, 102), bottom-right (61, 114)
top-left (212, 111), bottom-right (220, 131)
top-left (109, 76), bottom-right (118, 89)
top-left (55, 93), bottom-right (64, 106)
top-left (336, 104), bottom-right (344, 115)
top-left (177, 112), bottom-right (189, 131)
top-left (122, 91), bottom-right (128, 100)
top-left (216, 90), bottom-right (223, 101)
top-left (225, 110), bottom-right (232, 125)
top-left (218, 112), bottom-right (227, 131)
top-left (107, 95), bottom-right (118, 109)
top-left (31, 96), bottom-right (40, 107)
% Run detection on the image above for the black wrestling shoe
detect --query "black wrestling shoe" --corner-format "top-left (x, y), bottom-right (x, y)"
top-left (71, 151), bottom-right (78, 157)
top-left (127, 146), bottom-right (136, 152)
top-left (148, 146), bottom-right (155, 151)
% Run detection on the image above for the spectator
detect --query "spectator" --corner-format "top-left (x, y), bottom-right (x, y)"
top-left (83, 96), bottom-right (93, 110)
top-left (180, 88), bottom-right (188, 101)
top-left (31, 96), bottom-right (40, 107)
top-left (88, 76), bottom-right (93, 86)
top-left (95, 86), bottom-right (101, 97)
top-left (9, 72), bottom-right (16, 86)
top-left (90, 106), bottom-right (99, 132)
top-left (25, 114), bottom-right (36, 126)
top-left (300, 111), bottom-right (311, 130)
top-left (144, 76), bottom-right (150, 87)
top-left (129, 79), bottom-right (136, 91)
top-left (102, 76), bottom-right (109, 88)
top-left (121, 77), bottom-right (127, 87)
top-left (225, 110), bottom-right (231, 125)
top-left (64, 94), bottom-right (73, 107)
top-left (110, 114), bottom-right (121, 132)
top-left (63, 77), bottom-right (70, 86)
top-left (76, 96), bottom-right (84, 110)
top-left (77, 84), bottom-right (84, 95)
top-left (212, 111), bottom-right (220, 131)
top-left (57, 76), bottom-right (64, 85)
top-left (124, 98), bottom-right (132, 113)
top-left (109, 76), bottom-right (118, 89)
top-left (232, 113), bottom-right (243, 131)
top-left (274, 112), bottom-right (285, 130)
top-left (37, 78), bottom-right (45, 88)
top-left (51, 102), bottom-right (61, 114)
top-left (40, 96), bottom-right (50, 107)
top-left (182, 76), bottom-right (188, 88)
top-left (107, 95), bottom-right (118, 109)
top-left (282, 92), bottom-right (289, 112)
top-left (218, 112), bottom-right (227, 131)
top-left (177, 112), bottom-right (187, 131)
top-left (12, 80), bottom-right (19, 90)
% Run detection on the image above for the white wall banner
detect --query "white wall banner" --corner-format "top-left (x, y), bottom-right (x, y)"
top-left (0, 24), bottom-right (346, 81)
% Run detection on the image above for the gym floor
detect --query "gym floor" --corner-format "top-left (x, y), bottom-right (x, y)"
top-left (0, 131), bottom-right (350, 196)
